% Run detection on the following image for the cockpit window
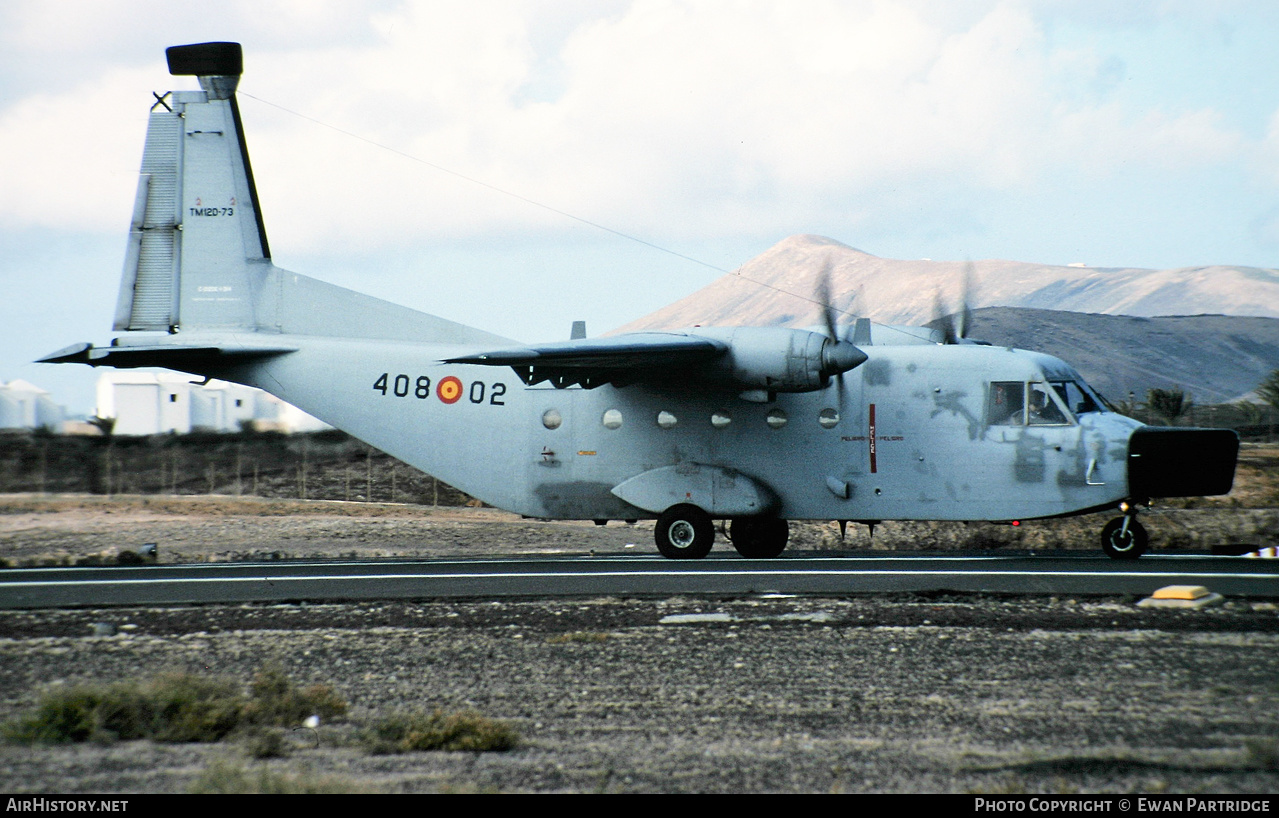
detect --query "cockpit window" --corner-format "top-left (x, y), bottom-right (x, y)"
top-left (989, 381), bottom-right (1025, 425)
top-left (1028, 383), bottom-right (1069, 425)
top-left (989, 381), bottom-right (1074, 426)
top-left (1050, 380), bottom-right (1101, 415)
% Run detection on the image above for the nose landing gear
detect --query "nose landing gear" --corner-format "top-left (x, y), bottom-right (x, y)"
top-left (1101, 506), bottom-right (1148, 560)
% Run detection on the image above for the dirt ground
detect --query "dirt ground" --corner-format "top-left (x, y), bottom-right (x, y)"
top-left (0, 596), bottom-right (1277, 794)
top-left (0, 440), bottom-right (1273, 566)
top-left (1, 487), bottom-right (1277, 794)
top-left (1, 492), bottom-right (1277, 567)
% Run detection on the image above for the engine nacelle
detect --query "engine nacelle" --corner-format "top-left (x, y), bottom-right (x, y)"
top-left (688, 327), bottom-right (867, 393)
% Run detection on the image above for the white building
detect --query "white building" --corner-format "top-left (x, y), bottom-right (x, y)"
top-left (97, 372), bottom-right (329, 435)
top-left (0, 380), bottom-right (66, 431)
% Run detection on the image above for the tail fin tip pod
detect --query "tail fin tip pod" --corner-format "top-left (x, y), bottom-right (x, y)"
top-left (166, 42), bottom-right (244, 86)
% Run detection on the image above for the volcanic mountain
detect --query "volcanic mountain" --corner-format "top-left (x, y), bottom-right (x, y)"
top-left (616, 234), bottom-right (1279, 330)
top-left (615, 235), bottom-right (1279, 403)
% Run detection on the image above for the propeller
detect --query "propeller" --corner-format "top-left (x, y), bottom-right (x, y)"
top-left (933, 260), bottom-right (976, 344)
top-left (812, 255), bottom-right (868, 514)
top-left (812, 254), bottom-right (867, 401)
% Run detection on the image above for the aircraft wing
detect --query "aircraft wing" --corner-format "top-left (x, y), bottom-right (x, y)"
top-left (444, 332), bottom-right (728, 389)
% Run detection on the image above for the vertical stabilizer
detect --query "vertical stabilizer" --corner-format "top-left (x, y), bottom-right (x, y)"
top-left (100, 42), bottom-right (514, 349)
top-left (113, 42), bottom-right (270, 333)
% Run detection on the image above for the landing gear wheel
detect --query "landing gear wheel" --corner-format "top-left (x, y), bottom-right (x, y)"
top-left (729, 518), bottom-right (789, 559)
top-left (1101, 517), bottom-right (1148, 560)
top-left (655, 504), bottom-right (715, 560)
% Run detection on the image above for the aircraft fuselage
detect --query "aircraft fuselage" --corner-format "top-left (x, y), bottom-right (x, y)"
top-left (208, 336), bottom-right (1138, 524)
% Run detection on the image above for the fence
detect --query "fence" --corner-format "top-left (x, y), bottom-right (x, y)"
top-left (0, 430), bottom-right (473, 505)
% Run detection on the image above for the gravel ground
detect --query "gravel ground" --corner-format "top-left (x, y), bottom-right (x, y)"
top-left (1, 495), bottom-right (1277, 794)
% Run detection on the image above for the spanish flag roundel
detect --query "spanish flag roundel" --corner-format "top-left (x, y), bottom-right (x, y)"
top-left (437, 376), bottom-right (463, 404)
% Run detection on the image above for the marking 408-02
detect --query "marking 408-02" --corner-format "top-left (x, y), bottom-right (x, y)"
top-left (373, 373), bottom-right (506, 406)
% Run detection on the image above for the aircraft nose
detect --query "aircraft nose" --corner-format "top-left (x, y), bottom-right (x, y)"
top-left (820, 340), bottom-right (868, 377)
top-left (1126, 427), bottom-right (1239, 499)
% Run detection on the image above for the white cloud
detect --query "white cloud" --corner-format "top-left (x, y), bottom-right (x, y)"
top-left (0, 0), bottom-right (1270, 256)
top-left (0, 66), bottom-right (154, 232)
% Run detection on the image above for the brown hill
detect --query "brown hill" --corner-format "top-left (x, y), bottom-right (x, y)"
top-left (615, 234), bottom-right (1279, 332)
top-left (960, 308), bottom-right (1279, 405)
top-left (611, 235), bottom-right (1279, 402)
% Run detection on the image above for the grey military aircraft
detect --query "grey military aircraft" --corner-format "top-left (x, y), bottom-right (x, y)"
top-left (43, 42), bottom-right (1239, 561)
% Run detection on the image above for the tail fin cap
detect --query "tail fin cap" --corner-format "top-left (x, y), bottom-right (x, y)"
top-left (166, 42), bottom-right (242, 99)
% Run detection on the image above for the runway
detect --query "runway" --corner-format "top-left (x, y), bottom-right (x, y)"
top-left (2, 552), bottom-right (1276, 608)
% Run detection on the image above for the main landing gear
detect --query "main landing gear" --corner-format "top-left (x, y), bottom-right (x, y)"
top-left (729, 517), bottom-right (790, 559)
top-left (1101, 504), bottom-right (1148, 560)
top-left (655, 504), bottom-right (715, 560)
top-left (653, 506), bottom-right (791, 560)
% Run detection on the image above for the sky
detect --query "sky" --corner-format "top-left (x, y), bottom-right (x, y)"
top-left (3, 0), bottom-right (1279, 415)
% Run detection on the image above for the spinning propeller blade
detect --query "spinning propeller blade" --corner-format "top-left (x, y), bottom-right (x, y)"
top-left (811, 254), bottom-right (867, 411)
top-left (933, 260), bottom-right (977, 344)
top-left (815, 255), bottom-right (840, 343)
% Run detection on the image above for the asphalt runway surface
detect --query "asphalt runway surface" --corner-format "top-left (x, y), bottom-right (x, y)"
top-left (3, 552), bottom-right (1276, 608)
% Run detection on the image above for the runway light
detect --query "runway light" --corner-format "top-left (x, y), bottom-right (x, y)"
top-left (1138, 585), bottom-right (1224, 609)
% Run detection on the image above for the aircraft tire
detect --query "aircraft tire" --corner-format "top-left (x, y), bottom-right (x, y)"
top-left (729, 518), bottom-right (789, 559)
top-left (655, 504), bottom-right (715, 560)
top-left (1101, 517), bottom-right (1148, 560)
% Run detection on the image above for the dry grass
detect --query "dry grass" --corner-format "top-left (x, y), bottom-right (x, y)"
top-left (361, 709), bottom-right (520, 754)
top-left (3, 664), bottom-right (347, 745)
top-left (3, 673), bottom-right (245, 744)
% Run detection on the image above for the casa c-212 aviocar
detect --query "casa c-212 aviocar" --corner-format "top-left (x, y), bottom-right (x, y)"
top-left (43, 43), bottom-right (1240, 561)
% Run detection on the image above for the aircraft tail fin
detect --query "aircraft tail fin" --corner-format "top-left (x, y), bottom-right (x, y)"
top-left (113, 43), bottom-right (267, 333)
top-left (110, 42), bottom-right (510, 347)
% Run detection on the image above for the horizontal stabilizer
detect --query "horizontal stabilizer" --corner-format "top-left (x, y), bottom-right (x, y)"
top-left (38, 340), bottom-right (296, 370)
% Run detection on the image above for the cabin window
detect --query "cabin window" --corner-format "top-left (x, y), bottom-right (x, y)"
top-left (657, 411), bottom-right (678, 429)
top-left (602, 409), bottom-right (624, 430)
top-left (541, 409), bottom-right (562, 430)
top-left (818, 408), bottom-right (839, 429)
top-left (766, 409), bottom-right (788, 429)
top-left (988, 381), bottom-right (1025, 425)
top-left (710, 410), bottom-right (732, 429)
top-left (169, 394), bottom-right (178, 403)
